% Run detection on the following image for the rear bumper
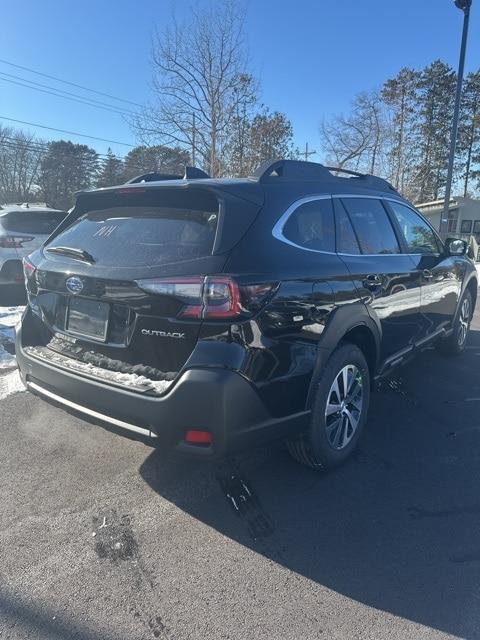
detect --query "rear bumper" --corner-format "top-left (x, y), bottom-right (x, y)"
top-left (16, 326), bottom-right (309, 456)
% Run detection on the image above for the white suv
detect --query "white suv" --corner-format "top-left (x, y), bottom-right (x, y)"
top-left (0, 204), bottom-right (66, 285)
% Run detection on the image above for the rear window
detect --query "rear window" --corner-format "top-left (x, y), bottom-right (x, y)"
top-left (47, 201), bottom-right (219, 267)
top-left (3, 211), bottom-right (66, 234)
top-left (282, 198), bottom-right (335, 252)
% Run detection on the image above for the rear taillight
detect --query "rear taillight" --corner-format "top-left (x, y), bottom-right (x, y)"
top-left (23, 256), bottom-right (37, 292)
top-left (23, 256), bottom-right (36, 278)
top-left (0, 235), bottom-right (34, 248)
top-left (135, 276), bottom-right (277, 320)
top-left (193, 276), bottom-right (241, 319)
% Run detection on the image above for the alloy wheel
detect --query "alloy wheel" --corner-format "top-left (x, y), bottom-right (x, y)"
top-left (325, 364), bottom-right (364, 450)
top-left (458, 297), bottom-right (471, 347)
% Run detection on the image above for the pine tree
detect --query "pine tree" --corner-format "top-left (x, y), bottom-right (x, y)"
top-left (39, 140), bottom-right (98, 210)
top-left (414, 60), bottom-right (456, 202)
top-left (96, 148), bottom-right (124, 188)
top-left (381, 68), bottom-right (420, 197)
top-left (457, 71), bottom-right (480, 196)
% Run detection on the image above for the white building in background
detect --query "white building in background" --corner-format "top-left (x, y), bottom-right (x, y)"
top-left (417, 197), bottom-right (480, 238)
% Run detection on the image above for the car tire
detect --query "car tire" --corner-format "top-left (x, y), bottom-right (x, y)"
top-left (436, 290), bottom-right (473, 357)
top-left (286, 342), bottom-right (370, 470)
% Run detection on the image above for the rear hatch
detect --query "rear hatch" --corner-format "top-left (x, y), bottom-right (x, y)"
top-left (23, 183), bottom-right (262, 393)
top-left (0, 209), bottom-right (66, 257)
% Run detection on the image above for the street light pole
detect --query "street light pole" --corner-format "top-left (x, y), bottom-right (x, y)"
top-left (440, 0), bottom-right (472, 239)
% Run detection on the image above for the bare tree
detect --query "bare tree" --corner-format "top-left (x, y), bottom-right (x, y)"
top-left (320, 92), bottom-right (385, 173)
top-left (0, 125), bottom-right (45, 203)
top-left (132, 0), bottom-right (257, 176)
top-left (221, 74), bottom-right (257, 176)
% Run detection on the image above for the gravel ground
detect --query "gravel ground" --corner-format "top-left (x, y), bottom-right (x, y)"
top-left (1, 289), bottom-right (480, 639)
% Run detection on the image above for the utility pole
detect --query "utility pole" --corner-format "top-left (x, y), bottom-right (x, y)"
top-left (440, 0), bottom-right (472, 239)
top-left (303, 142), bottom-right (316, 162)
top-left (192, 113), bottom-right (196, 166)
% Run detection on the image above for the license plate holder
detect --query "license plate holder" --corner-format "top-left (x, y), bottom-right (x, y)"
top-left (66, 297), bottom-right (110, 342)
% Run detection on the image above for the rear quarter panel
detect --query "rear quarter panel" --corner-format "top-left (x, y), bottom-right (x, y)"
top-left (214, 186), bottom-right (366, 417)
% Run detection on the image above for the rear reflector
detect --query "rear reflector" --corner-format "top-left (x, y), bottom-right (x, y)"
top-left (185, 430), bottom-right (213, 445)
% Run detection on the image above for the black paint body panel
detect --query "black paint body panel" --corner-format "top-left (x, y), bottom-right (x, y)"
top-left (17, 172), bottom-right (478, 455)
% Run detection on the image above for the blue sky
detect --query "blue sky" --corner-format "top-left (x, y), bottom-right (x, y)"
top-left (0, 0), bottom-right (479, 161)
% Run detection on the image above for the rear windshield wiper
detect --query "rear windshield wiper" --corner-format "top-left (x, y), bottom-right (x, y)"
top-left (46, 246), bottom-right (96, 263)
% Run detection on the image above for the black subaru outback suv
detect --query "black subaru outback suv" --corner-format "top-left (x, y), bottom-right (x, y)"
top-left (16, 160), bottom-right (477, 468)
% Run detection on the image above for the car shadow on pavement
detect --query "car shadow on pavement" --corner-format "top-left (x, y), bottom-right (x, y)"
top-left (140, 329), bottom-right (480, 639)
top-left (0, 284), bottom-right (27, 307)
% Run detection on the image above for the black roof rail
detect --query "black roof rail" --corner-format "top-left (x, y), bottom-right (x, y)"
top-left (324, 166), bottom-right (397, 192)
top-left (253, 159), bottom-right (332, 182)
top-left (252, 159), bottom-right (397, 193)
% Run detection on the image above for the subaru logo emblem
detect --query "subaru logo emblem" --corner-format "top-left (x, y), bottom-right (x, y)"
top-left (65, 276), bottom-right (84, 295)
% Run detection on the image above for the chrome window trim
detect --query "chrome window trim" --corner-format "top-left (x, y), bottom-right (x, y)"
top-left (272, 192), bottom-right (444, 258)
top-left (336, 252), bottom-right (411, 257)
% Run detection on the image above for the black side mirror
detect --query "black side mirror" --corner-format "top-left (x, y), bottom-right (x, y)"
top-left (445, 237), bottom-right (468, 256)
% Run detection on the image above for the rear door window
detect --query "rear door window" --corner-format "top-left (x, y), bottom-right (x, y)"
top-left (47, 202), bottom-right (219, 267)
top-left (282, 198), bottom-right (335, 252)
top-left (3, 210), bottom-right (66, 234)
top-left (341, 198), bottom-right (400, 255)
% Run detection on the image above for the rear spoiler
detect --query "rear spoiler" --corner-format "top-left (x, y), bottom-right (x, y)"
top-left (47, 181), bottom-right (264, 256)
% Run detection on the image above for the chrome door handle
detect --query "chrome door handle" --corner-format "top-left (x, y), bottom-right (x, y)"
top-left (423, 269), bottom-right (433, 280)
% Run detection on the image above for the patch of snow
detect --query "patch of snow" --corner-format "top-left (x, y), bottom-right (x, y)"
top-left (0, 306), bottom-right (25, 326)
top-left (0, 345), bottom-right (16, 370)
top-left (0, 369), bottom-right (25, 400)
top-left (0, 306), bottom-right (24, 343)
top-left (0, 305), bottom-right (24, 369)
top-left (24, 346), bottom-right (172, 395)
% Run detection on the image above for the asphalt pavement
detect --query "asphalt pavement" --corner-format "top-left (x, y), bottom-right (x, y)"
top-left (1, 290), bottom-right (480, 639)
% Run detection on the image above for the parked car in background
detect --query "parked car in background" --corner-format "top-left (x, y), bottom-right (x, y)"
top-left (16, 161), bottom-right (477, 469)
top-left (0, 204), bottom-right (67, 285)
